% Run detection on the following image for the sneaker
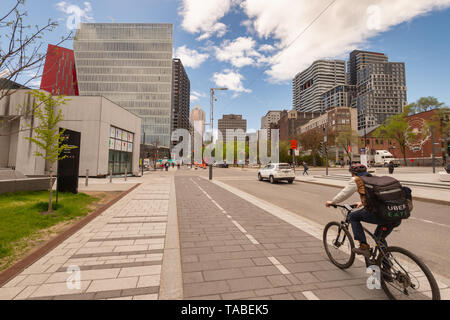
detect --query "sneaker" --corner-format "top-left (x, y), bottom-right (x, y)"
top-left (352, 243), bottom-right (371, 258)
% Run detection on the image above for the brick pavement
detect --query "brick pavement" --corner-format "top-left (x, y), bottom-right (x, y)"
top-left (0, 173), bottom-right (178, 300)
top-left (175, 176), bottom-right (389, 300)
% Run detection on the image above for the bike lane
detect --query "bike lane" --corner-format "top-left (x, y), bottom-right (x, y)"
top-left (175, 176), bottom-right (388, 300)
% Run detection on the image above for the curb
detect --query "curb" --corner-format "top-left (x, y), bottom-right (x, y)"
top-left (296, 180), bottom-right (450, 206)
top-left (0, 183), bottom-right (141, 287)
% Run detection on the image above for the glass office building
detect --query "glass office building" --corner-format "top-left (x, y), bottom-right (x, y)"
top-left (74, 23), bottom-right (173, 147)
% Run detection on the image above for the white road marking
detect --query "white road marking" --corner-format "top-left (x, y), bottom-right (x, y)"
top-left (231, 220), bottom-right (247, 233)
top-left (302, 291), bottom-right (320, 300)
top-left (245, 234), bottom-right (260, 245)
top-left (267, 256), bottom-right (290, 275)
top-left (410, 217), bottom-right (449, 229)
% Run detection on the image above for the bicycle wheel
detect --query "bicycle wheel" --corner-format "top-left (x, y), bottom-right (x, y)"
top-left (323, 222), bottom-right (355, 269)
top-left (378, 246), bottom-right (440, 300)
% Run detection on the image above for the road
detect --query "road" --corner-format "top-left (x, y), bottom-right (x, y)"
top-left (177, 167), bottom-right (450, 280)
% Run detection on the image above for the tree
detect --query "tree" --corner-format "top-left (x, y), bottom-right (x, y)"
top-left (0, 0), bottom-right (71, 101)
top-left (374, 105), bottom-right (416, 166)
top-left (408, 96), bottom-right (445, 114)
top-left (335, 126), bottom-right (359, 163)
top-left (23, 90), bottom-right (75, 214)
top-left (297, 129), bottom-right (323, 166)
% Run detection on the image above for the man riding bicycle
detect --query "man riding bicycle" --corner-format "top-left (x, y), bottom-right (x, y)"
top-left (325, 164), bottom-right (401, 258)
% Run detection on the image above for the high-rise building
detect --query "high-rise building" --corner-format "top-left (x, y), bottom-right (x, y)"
top-left (40, 44), bottom-right (79, 95)
top-left (356, 62), bottom-right (407, 133)
top-left (73, 23), bottom-right (173, 147)
top-left (172, 59), bottom-right (190, 135)
top-left (321, 84), bottom-right (356, 111)
top-left (189, 105), bottom-right (205, 136)
top-left (261, 110), bottom-right (282, 129)
top-left (278, 110), bottom-right (321, 141)
top-left (348, 50), bottom-right (388, 85)
top-left (293, 60), bottom-right (346, 113)
top-left (218, 114), bottom-right (247, 143)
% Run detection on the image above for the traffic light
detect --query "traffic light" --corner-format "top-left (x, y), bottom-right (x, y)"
top-left (319, 142), bottom-right (324, 155)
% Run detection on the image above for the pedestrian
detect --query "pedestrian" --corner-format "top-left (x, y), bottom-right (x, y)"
top-left (388, 161), bottom-right (395, 174)
top-left (302, 161), bottom-right (309, 176)
top-left (165, 162), bottom-right (169, 171)
top-left (171, 162), bottom-right (174, 168)
top-left (177, 162), bottom-right (180, 170)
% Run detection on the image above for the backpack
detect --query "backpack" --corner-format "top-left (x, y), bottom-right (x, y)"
top-left (359, 175), bottom-right (411, 222)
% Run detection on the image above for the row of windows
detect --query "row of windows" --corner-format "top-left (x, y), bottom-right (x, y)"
top-left (78, 82), bottom-right (171, 93)
top-left (76, 25), bottom-right (172, 41)
top-left (77, 67), bottom-right (171, 75)
top-left (77, 74), bottom-right (171, 83)
top-left (142, 125), bottom-right (170, 134)
top-left (128, 108), bottom-right (171, 116)
top-left (76, 59), bottom-right (171, 67)
top-left (141, 117), bottom-right (170, 125)
top-left (74, 42), bottom-right (172, 52)
top-left (119, 101), bottom-right (171, 109)
top-left (102, 93), bottom-right (171, 101)
top-left (76, 51), bottom-right (172, 60)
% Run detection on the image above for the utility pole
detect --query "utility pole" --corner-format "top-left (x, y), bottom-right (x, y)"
top-left (324, 126), bottom-right (328, 176)
top-left (431, 126), bottom-right (435, 174)
top-left (209, 87), bottom-right (228, 180)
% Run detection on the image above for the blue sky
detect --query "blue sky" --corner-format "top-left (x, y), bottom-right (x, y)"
top-left (6, 0), bottom-right (450, 132)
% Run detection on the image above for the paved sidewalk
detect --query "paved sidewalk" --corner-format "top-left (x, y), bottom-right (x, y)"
top-left (176, 176), bottom-right (390, 300)
top-left (0, 173), bottom-right (179, 300)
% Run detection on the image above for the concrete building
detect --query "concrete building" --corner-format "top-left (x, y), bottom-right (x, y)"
top-left (0, 90), bottom-right (141, 177)
top-left (348, 50), bottom-right (388, 86)
top-left (189, 105), bottom-right (205, 136)
top-left (279, 110), bottom-right (321, 141)
top-left (293, 60), bottom-right (346, 113)
top-left (322, 84), bottom-right (356, 111)
top-left (172, 58), bottom-right (190, 135)
top-left (356, 62), bottom-right (407, 133)
top-left (218, 114), bottom-right (247, 143)
top-left (299, 107), bottom-right (357, 134)
top-left (40, 44), bottom-right (79, 96)
top-left (261, 110), bottom-right (282, 129)
top-left (73, 23), bottom-right (173, 147)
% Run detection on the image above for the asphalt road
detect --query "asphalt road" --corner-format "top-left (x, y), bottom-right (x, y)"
top-left (177, 167), bottom-right (450, 280)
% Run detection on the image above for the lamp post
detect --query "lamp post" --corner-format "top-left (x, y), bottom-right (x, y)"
top-left (209, 87), bottom-right (228, 180)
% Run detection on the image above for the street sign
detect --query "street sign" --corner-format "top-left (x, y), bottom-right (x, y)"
top-left (291, 140), bottom-right (297, 150)
top-left (57, 128), bottom-right (81, 194)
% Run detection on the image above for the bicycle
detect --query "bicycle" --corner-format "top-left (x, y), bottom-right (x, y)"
top-left (323, 204), bottom-right (441, 300)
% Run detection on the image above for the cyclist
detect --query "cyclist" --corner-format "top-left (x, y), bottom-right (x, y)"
top-left (325, 164), bottom-right (401, 257)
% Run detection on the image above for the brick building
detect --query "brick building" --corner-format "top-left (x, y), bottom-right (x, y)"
top-left (360, 109), bottom-right (449, 165)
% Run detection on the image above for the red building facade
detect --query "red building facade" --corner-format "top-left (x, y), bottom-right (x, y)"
top-left (40, 44), bottom-right (78, 96)
top-left (361, 110), bottom-right (449, 165)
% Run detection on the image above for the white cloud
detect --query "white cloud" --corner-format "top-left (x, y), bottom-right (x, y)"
top-left (56, 1), bottom-right (94, 30)
top-left (258, 44), bottom-right (275, 52)
top-left (215, 37), bottom-right (267, 68)
top-left (212, 69), bottom-right (251, 93)
top-left (191, 90), bottom-right (206, 101)
top-left (180, 0), bottom-right (232, 40)
top-left (174, 46), bottom-right (209, 69)
top-left (240, 0), bottom-right (450, 82)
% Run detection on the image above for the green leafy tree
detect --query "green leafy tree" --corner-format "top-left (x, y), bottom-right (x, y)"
top-left (408, 96), bottom-right (445, 114)
top-left (23, 90), bottom-right (76, 214)
top-left (335, 126), bottom-right (359, 163)
top-left (374, 106), bottom-right (416, 166)
top-left (297, 129), bottom-right (323, 166)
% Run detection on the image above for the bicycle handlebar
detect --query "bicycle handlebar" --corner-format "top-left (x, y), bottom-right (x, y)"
top-left (331, 204), bottom-right (358, 211)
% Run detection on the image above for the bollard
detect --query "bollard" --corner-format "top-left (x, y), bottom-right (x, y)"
top-left (85, 169), bottom-right (89, 186)
top-left (125, 168), bottom-right (127, 181)
top-left (110, 167), bottom-right (113, 183)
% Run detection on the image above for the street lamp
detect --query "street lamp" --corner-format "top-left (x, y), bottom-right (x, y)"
top-left (209, 87), bottom-right (228, 180)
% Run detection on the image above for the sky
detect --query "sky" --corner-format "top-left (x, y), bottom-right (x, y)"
top-left (5, 0), bottom-right (450, 133)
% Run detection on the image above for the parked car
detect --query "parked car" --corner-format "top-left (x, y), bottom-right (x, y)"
top-left (258, 163), bottom-right (295, 184)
